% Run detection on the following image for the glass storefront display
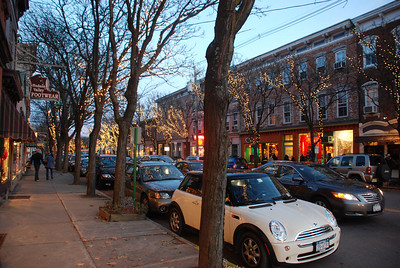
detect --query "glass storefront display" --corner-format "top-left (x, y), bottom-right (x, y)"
top-left (299, 133), bottom-right (322, 162)
top-left (334, 130), bottom-right (353, 156)
top-left (283, 135), bottom-right (293, 160)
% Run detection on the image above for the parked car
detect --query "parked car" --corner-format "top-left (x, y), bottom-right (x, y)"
top-left (125, 161), bottom-right (184, 214)
top-left (95, 155), bottom-right (117, 188)
top-left (326, 154), bottom-right (390, 187)
top-left (227, 156), bottom-right (248, 169)
top-left (169, 171), bottom-right (340, 267)
top-left (185, 156), bottom-right (204, 161)
top-left (253, 161), bottom-right (385, 218)
top-left (80, 158), bottom-right (89, 177)
top-left (68, 155), bottom-right (75, 171)
top-left (139, 155), bottom-right (175, 164)
top-left (175, 160), bottom-right (203, 175)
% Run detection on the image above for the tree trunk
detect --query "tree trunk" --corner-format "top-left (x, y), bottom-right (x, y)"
top-left (112, 120), bottom-right (130, 207)
top-left (62, 137), bottom-right (71, 173)
top-left (73, 122), bottom-right (83, 185)
top-left (199, 1), bottom-right (254, 267)
top-left (87, 109), bottom-right (103, 196)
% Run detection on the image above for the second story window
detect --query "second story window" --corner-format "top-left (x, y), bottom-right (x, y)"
top-left (362, 36), bottom-right (377, 68)
top-left (392, 26), bottom-right (400, 56)
top-left (299, 61), bottom-right (307, 80)
top-left (316, 55), bottom-right (326, 75)
top-left (256, 106), bottom-right (262, 125)
top-left (334, 49), bottom-right (346, 69)
top-left (268, 103), bottom-right (275, 125)
top-left (226, 115), bottom-right (230, 131)
top-left (283, 101), bottom-right (291, 124)
top-left (233, 113), bottom-right (238, 128)
top-left (318, 94), bottom-right (327, 119)
top-left (362, 81), bottom-right (379, 114)
top-left (337, 90), bottom-right (348, 118)
top-left (282, 67), bottom-right (291, 85)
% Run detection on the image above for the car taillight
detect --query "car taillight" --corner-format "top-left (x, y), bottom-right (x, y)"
top-left (365, 167), bottom-right (372, 174)
top-left (233, 164), bottom-right (236, 169)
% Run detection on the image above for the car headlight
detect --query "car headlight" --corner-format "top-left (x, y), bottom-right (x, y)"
top-left (378, 188), bottom-right (384, 196)
top-left (269, 220), bottom-right (287, 241)
top-left (101, 174), bottom-right (112, 179)
top-left (149, 191), bottom-right (170, 199)
top-left (325, 209), bottom-right (338, 227)
top-left (332, 192), bottom-right (358, 201)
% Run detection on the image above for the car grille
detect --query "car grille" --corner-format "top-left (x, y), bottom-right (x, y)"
top-left (296, 225), bottom-right (333, 241)
top-left (360, 192), bottom-right (382, 203)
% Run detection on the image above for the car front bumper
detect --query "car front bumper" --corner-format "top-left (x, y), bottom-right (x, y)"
top-left (272, 228), bottom-right (340, 264)
top-left (331, 198), bottom-right (385, 217)
top-left (149, 197), bottom-right (171, 213)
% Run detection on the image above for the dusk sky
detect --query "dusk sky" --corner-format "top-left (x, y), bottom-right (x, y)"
top-left (150, 0), bottom-right (395, 96)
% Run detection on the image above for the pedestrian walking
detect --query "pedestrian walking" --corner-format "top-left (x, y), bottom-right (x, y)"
top-left (30, 149), bottom-right (43, 181)
top-left (46, 153), bottom-right (55, 180)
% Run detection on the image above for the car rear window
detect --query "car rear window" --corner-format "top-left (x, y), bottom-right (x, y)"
top-left (369, 155), bottom-right (385, 166)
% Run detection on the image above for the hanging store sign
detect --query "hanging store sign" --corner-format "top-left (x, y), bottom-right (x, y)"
top-left (30, 75), bottom-right (60, 101)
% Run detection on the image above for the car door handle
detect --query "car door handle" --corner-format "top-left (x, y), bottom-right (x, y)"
top-left (192, 201), bottom-right (199, 205)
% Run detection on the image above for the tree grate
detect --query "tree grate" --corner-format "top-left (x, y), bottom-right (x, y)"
top-left (8, 195), bottom-right (31, 199)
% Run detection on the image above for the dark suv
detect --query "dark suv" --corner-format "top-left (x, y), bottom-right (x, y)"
top-left (95, 155), bottom-right (117, 188)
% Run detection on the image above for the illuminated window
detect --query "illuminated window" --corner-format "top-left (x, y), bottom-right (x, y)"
top-left (268, 103), bottom-right (275, 125)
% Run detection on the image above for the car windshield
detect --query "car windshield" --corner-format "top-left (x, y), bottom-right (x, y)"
top-left (156, 155), bottom-right (174, 163)
top-left (189, 162), bottom-right (203, 170)
top-left (297, 165), bottom-right (344, 181)
top-left (141, 165), bottom-right (183, 182)
top-left (98, 156), bottom-right (116, 167)
top-left (229, 175), bottom-right (291, 205)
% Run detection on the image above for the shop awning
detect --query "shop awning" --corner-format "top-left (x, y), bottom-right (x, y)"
top-left (355, 135), bottom-right (400, 144)
top-left (1, 88), bottom-right (36, 142)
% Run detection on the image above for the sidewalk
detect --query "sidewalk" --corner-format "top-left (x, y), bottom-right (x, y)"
top-left (0, 168), bottom-right (199, 268)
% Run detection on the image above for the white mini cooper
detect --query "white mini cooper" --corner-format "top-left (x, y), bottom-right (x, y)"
top-left (169, 172), bottom-right (340, 267)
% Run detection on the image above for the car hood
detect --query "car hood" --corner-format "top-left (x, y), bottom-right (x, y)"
top-left (144, 179), bottom-right (182, 192)
top-left (314, 178), bottom-right (379, 193)
top-left (239, 199), bottom-right (335, 241)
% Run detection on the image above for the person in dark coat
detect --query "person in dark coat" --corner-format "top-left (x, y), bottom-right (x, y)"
top-left (46, 153), bottom-right (55, 180)
top-left (31, 149), bottom-right (43, 181)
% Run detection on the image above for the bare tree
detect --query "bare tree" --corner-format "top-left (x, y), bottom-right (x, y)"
top-left (108, 0), bottom-right (217, 208)
top-left (200, 1), bottom-right (254, 267)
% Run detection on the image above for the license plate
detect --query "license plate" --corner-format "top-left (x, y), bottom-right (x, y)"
top-left (315, 239), bottom-right (329, 252)
top-left (373, 203), bottom-right (381, 212)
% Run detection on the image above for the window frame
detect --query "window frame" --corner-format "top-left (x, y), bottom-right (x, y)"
top-left (283, 101), bottom-right (292, 124)
top-left (337, 90), bottom-right (348, 118)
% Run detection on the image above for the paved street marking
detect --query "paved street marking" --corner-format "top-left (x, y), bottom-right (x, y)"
top-left (386, 208), bottom-right (400, 213)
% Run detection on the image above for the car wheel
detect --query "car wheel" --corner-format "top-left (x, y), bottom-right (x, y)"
top-left (313, 197), bottom-right (331, 210)
top-left (141, 195), bottom-right (151, 215)
top-left (239, 232), bottom-right (270, 268)
top-left (169, 207), bottom-right (185, 236)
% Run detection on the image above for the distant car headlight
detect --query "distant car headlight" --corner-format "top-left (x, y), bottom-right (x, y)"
top-left (325, 209), bottom-right (338, 227)
top-left (101, 174), bottom-right (112, 179)
top-left (332, 192), bottom-right (358, 201)
top-left (269, 220), bottom-right (287, 241)
top-left (149, 190), bottom-right (170, 199)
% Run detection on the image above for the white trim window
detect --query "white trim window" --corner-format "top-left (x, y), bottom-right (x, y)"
top-left (334, 49), bottom-right (346, 69)
top-left (256, 106), bottom-right (262, 125)
top-left (283, 101), bottom-right (291, 124)
top-left (233, 112), bottom-right (238, 128)
top-left (226, 114), bottom-right (230, 131)
top-left (337, 90), bottom-right (348, 118)
top-left (282, 66), bottom-right (291, 85)
top-left (362, 36), bottom-right (377, 68)
top-left (268, 102), bottom-right (276, 126)
top-left (318, 94), bottom-right (327, 120)
top-left (362, 81), bottom-right (379, 114)
top-left (299, 61), bottom-right (307, 80)
top-left (392, 26), bottom-right (400, 56)
top-left (316, 55), bottom-right (326, 75)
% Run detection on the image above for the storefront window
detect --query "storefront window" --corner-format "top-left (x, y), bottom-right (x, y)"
top-left (283, 135), bottom-right (293, 159)
top-left (334, 130), bottom-right (353, 155)
top-left (299, 133), bottom-right (323, 162)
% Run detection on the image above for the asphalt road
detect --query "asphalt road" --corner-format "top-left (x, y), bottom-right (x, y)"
top-left (146, 189), bottom-right (400, 268)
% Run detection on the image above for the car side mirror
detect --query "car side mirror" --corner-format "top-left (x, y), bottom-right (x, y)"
top-left (292, 176), bottom-right (304, 182)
